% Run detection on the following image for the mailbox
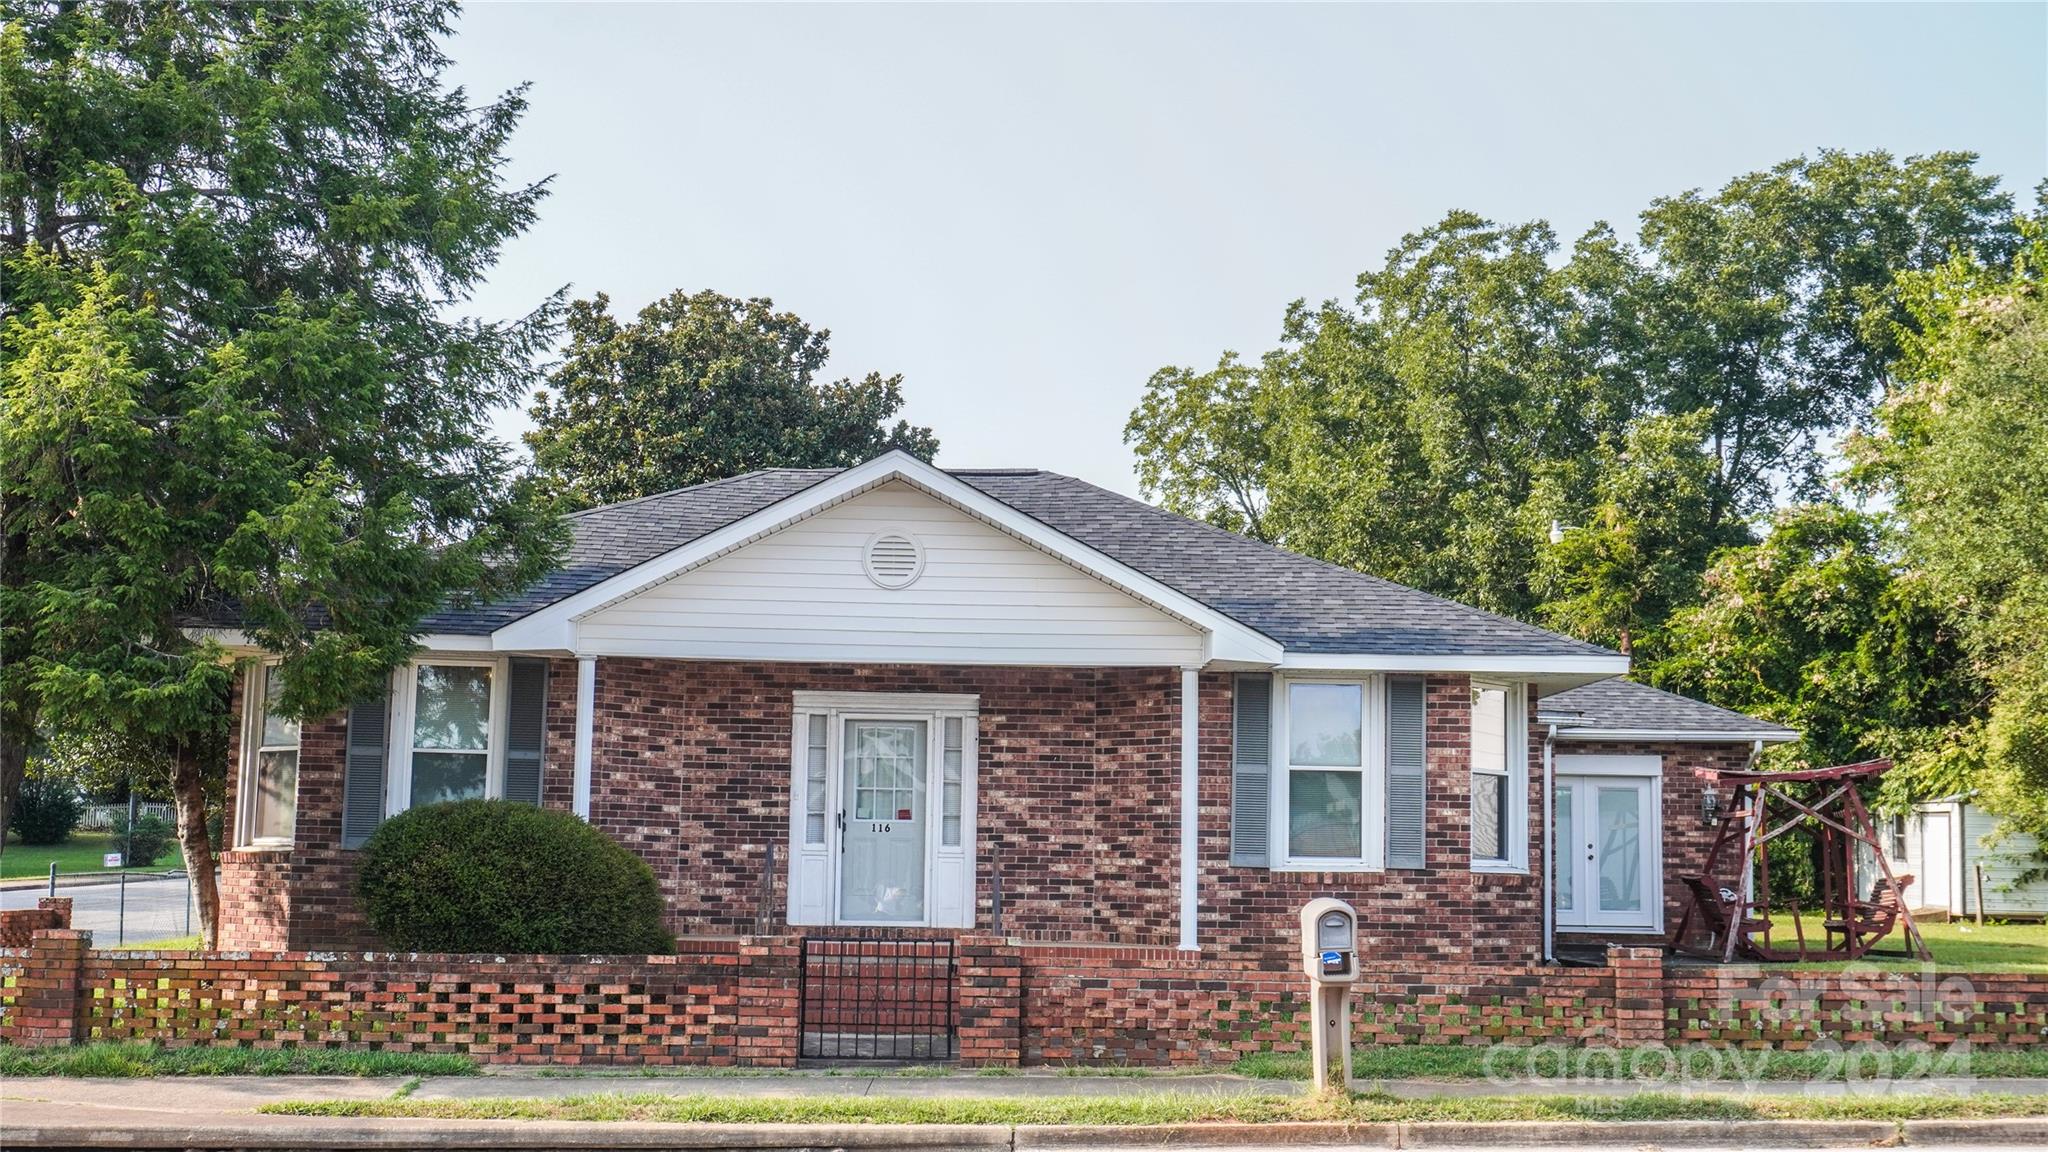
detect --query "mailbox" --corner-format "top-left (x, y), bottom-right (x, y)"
top-left (1299, 897), bottom-right (1358, 984)
top-left (1298, 897), bottom-right (1358, 1093)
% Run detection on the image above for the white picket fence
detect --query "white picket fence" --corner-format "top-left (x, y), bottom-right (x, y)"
top-left (77, 802), bottom-right (175, 832)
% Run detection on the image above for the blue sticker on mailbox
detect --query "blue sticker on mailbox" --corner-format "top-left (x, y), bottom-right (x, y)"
top-left (1321, 950), bottom-right (1342, 966)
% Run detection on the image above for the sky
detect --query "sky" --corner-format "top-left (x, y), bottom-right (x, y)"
top-left (445, 2), bottom-right (2048, 496)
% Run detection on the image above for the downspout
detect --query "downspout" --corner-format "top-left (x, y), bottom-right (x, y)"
top-left (1542, 723), bottom-right (1558, 964)
top-left (1737, 739), bottom-right (1762, 914)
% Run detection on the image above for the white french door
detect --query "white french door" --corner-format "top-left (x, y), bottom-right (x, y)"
top-left (1554, 768), bottom-right (1661, 932)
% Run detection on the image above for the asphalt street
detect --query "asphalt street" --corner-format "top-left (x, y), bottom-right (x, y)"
top-left (2, 873), bottom-right (195, 944)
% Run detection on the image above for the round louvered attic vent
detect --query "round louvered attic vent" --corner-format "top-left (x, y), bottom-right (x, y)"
top-left (862, 530), bottom-right (926, 589)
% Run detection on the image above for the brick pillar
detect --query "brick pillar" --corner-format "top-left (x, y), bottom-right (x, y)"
top-left (37, 897), bottom-right (73, 925)
top-left (5, 928), bottom-right (90, 1047)
top-left (957, 934), bottom-right (1023, 1067)
top-left (1609, 945), bottom-right (1667, 1047)
top-left (734, 937), bottom-right (801, 1068)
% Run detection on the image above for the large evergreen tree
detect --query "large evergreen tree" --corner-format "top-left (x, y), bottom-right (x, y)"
top-left (1, 1), bottom-right (563, 942)
top-left (526, 290), bottom-right (939, 507)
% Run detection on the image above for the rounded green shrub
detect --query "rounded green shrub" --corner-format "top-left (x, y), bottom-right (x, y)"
top-left (112, 810), bottom-right (177, 867)
top-left (357, 800), bottom-right (674, 954)
top-left (9, 775), bottom-right (84, 845)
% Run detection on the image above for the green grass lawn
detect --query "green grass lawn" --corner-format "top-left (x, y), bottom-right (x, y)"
top-left (0, 1042), bottom-right (476, 1077)
top-left (1758, 913), bottom-right (2048, 972)
top-left (0, 830), bottom-right (185, 879)
top-left (261, 1091), bottom-right (2048, 1126)
top-left (1234, 1044), bottom-right (2048, 1082)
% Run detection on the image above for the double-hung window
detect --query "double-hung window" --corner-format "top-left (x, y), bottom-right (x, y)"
top-left (1469, 680), bottom-right (1527, 871)
top-left (1282, 680), bottom-right (1372, 865)
top-left (239, 664), bottom-right (300, 847)
top-left (400, 661), bottom-right (501, 808)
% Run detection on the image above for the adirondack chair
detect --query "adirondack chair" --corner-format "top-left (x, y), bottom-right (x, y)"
top-left (1672, 874), bottom-right (1771, 961)
top-left (1827, 874), bottom-right (1915, 958)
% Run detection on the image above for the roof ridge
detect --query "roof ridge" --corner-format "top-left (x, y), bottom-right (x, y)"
top-left (1016, 472), bottom-right (1618, 658)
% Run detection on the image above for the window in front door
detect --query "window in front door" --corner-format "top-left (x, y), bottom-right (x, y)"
top-left (839, 720), bottom-right (928, 923)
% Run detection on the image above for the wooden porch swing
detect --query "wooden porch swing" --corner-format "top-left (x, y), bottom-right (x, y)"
top-left (1669, 758), bottom-right (1931, 963)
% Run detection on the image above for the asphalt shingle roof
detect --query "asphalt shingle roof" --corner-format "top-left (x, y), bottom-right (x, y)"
top-left (411, 466), bottom-right (1619, 661)
top-left (1541, 677), bottom-right (1796, 738)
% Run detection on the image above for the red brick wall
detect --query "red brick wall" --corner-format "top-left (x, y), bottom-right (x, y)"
top-left (1550, 738), bottom-right (1755, 951)
top-left (218, 657), bottom-right (1761, 961)
top-left (1668, 966), bottom-right (2048, 1049)
top-left (1015, 941), bottom-right (1653, 1066)
top-left (75, 939), bottom-right (800, 1066)
top-left (1194, 675), bottom-right (1544, 961)
top-left (588, 660), bottom-right (1185, 943)
top-left (9, 926), bottom-right (2045, 1062)
top-left (219, 665), bottom-right (374, 950)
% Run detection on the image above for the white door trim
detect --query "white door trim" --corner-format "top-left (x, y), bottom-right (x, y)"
top-left (787, 692), bottom-right (979, 928)
top-left (1553, 758), bottom-right (1664, 935)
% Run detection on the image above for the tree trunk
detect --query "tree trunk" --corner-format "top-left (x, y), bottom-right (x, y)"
top-left (0, 727), bottom-right (26, 861)
top-left (171, 737), bottom-right (220, 949)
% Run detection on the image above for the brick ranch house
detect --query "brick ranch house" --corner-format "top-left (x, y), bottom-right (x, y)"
top-left (198, 450), bottom-right (1795, 962)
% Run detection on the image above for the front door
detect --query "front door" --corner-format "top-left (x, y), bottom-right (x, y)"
top-left (1920, 811), bottom-right (1952, 910)
top-left (1554, 774), bottom-right (1658, 930)
top-left (837, 719), bottom-right (929, 924)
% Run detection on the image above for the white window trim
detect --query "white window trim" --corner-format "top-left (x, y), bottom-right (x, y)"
top-left (1470, 679), bottom-right (1529, 875)
top-left (386, 656), bottom-right (511, 815)
top-left (235, 660), bottom-right (300, 850)
top-left (787, 691), bottom-right (979, 928)
top-left (1269, 674), bottom-right (1385, 873)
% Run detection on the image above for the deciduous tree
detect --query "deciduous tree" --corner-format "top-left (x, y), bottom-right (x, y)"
top-left (527, 290), bottom-right (938, 507)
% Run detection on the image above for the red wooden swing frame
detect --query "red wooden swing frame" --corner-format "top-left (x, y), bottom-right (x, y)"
top-left (1669, 759), bottom-right (1931, 963)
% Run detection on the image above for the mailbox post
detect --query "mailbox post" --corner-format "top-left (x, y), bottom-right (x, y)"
top-left (1299, 897), bottom-right (1359, 1092)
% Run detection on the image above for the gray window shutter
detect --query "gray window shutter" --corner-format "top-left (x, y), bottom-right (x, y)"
top-left (342, 685), bottom-right (390, 849)
top-left (504, 657), bottom-right (548, 806)
top-left (1385, 675), bottom-right (1427, 868)
top-left (1230, 673), bottom-right (1272, 867)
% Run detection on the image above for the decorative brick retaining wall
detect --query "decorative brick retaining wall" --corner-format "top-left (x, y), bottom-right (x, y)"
top-left (2, 921), bottom-right (799, 1067)
top-left (1668, 966), bottom-right (2048, 1049)
top-left (5, 906), bottom-right (2043, 1065)
top-left (1014, 944), bottom-right (1665, 1066)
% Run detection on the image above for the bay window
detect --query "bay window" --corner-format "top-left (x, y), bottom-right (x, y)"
top-left (1469, 680), bottom-right (1528, 871)
top-left (238, 663), bottom-right (300, 847)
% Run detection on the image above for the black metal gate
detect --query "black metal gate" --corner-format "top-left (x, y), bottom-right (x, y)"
top-left (799, 933), bottom-right (957, 1062)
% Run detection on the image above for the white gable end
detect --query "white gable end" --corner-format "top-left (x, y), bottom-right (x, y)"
top-left (575, 481), bottom-right (1207, 666)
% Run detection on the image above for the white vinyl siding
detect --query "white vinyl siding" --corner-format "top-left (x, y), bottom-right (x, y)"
top-left (577, 482), bottom-right (1205, 666)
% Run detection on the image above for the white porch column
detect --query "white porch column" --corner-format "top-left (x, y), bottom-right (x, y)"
top-left (1179, 666), bottom-right (1200, 951)
top-left (572, 657), bottom-right (596, 820)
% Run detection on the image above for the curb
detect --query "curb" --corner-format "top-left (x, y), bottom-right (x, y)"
top-left (1901, 1118), bottom-right (2048, 1144)
top-left (1396, 1119), bottom-right (1898, 1147)
top-left (1015, 1122), bottom-right (1399, 1148)
top-left (0, 870), bottom-right (183, 891)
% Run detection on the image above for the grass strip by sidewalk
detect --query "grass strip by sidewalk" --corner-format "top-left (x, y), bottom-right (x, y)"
top-left (261, 1091), bottom-right (2048, 1126)
top-left (1234, 1045), bottom-right (2048, 1082)
top-left (0, 1042), bottom-right (477, 1078)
